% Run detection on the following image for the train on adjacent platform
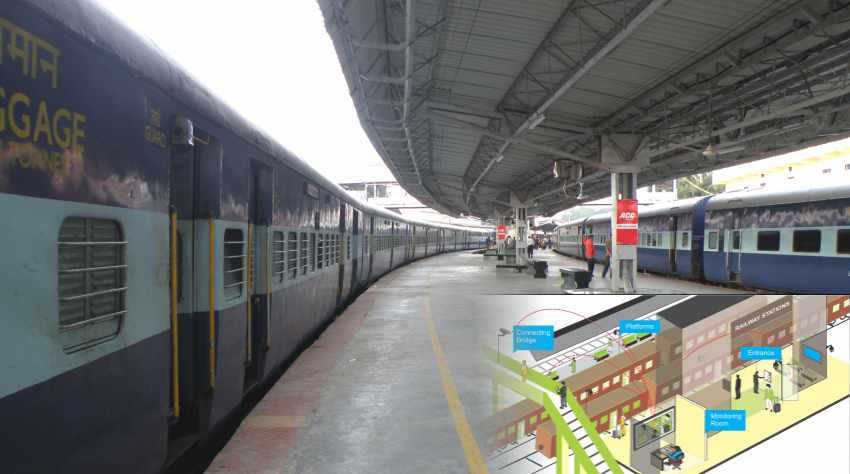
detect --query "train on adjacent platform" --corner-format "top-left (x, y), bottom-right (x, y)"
top-left (554, 184), bottom-right (850, 293)
top-left (0, 1), bottom-right (490, 472)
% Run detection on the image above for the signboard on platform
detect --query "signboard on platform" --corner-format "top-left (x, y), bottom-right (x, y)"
top-left (497, 224), bottom-right (506, 240)
top-left (616, 199), bottom-right (638, 245)
top-left (513, 325), bottom-right (554, 351)
top-left (705, 410), bottom-right (746, 432)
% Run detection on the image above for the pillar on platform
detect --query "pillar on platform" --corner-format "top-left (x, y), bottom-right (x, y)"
top-left (496, 214), bottom-right (506, 260)
top-left (600, 133), bottom-right (648, 293)
top-left (514, 206), bottom-right (529, 267)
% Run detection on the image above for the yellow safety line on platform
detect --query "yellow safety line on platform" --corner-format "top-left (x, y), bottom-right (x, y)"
top-left (424, 297), bottom-right (489, 474)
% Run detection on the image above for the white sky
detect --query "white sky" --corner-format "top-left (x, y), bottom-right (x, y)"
top-left (97, 0), bottom-right (394, 183)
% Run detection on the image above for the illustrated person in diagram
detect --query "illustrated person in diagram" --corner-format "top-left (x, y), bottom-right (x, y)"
top-left (734, 374), bottom-right (742, 400)
top-left (753, 370), bottom-right (761, 394)
top-left (559, 381), bottom-right (568, 409)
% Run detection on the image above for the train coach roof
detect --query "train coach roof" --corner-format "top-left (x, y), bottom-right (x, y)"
top-left (29, 0), bottom-right (489, 233)
top-left (639, 196), bottom-right (709, 219)
top-left (705, 182), bottom-right (850, 211)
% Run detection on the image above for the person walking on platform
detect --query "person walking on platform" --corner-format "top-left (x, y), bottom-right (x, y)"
top-left (602, 238), bottom-right (612, 278)
top-left (559, 381), bottom-right (568, 409)
top-left (753, 370), bottom-right (761, 394)
top-left (570, 357), bottom-right (577, 374)
top-left (583, 236), bottom-right (595, 276)
top-left (734, 374), bottom-right (742, 400)
top-left (527, 237), bottom-right (534, 259)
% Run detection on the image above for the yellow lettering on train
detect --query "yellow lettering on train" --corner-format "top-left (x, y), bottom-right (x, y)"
top-left (52, 108), bottom-right (71, 148)
top-left (33, 100), bottom-right (53, 146)
top-left (72, 112), bottom-right (85, 155)
top-left (9, 92), bottom-right (31, 139)
top-left (0, 87), bottom-right (87, 173)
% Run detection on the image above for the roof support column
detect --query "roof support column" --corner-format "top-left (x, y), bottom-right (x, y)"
top-left (601, 134), bottom-right (648, 293)
top-left (515, 205), bottom-right (529, 268)
top-left (610, 172), bottom-right (638, 293)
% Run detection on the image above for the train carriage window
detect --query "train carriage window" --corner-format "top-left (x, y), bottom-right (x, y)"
top-left (757, 231), bottom-right (781, 252)
top-left (272, 231), bottom-right (285, 283)
top-left (317, 234), bottom-right (324, 269)
top-left (707, 231), bottom-right (718, 250)
top-left (792, 229), bottom-right (821, 253)
top-left (347, 235), bottom-right (351, 260)
top-left (58, 217), bottom-right (127, 330)
top-left (731, 230), bottom-right (741, 251)
top-left (300, 232), bottom-right (308, 275)
top-left (681, 232), bottom-right (690, 248)
top-left (326, 234), bottom-right (332, 266)
top-left (223, 229), bottom-right (245, 301)
top-left (287, 232), bottom-right (298, 280)
top-left (837, 229), bottom-right (850, 254)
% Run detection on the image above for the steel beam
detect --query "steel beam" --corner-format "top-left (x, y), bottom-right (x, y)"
top-left (464, 0), bottom-right (667, 202)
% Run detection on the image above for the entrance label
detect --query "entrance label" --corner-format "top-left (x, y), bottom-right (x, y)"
top-left (619, 320), bottom-right (660, 334)
top-left (739, 346), bottom-right (782, 361)
top-left (513, 325), bottom-right (554, 351)
top-left (705, 410), bottom-right (746, 432)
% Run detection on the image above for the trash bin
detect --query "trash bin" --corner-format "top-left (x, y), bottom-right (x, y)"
top-left (560, 267), bottom-right (591, 290)
top-left (533, 260), bottom-right (548, 278)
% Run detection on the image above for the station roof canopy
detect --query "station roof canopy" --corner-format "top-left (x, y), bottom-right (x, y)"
top-left (318, 0), bottom-right (850, 218)
top-left (658, 295), bottom-right (751, 328)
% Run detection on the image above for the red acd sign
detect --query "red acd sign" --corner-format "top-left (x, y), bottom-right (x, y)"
top-left (497, 224), bottom-right (506, 240)
top-left (616, 199), bottom-right (638, 245)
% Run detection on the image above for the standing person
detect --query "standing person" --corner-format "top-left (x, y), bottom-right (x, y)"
top-left (521, 360), bottom-right (529, 383)
top-left (764, 384), bottom-right (776, 411)
top-left (570, 357), bottom-right (577, 374)
top-left (602, 238), bottom-right (612, 278)
top-left (559, 381), bottom-right (568, 409)
top-left (763, 368), bottom-right (772, 386)
top-left (734, 374), bottom-right (742, 400)
top-left (753, 370), bottom-right (761, 394)
top-left (527, 236), bottom-right (534, 259)
top-left (583, 236), bottom-right (595, 276)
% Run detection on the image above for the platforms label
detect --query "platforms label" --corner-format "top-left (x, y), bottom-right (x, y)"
top-left (619, 320), bottom-right (660, 334)
top-left (739, 346), bottom-right (782, 361)
top-left (513, 325), bottom-right (554, 351)
top-left (705, 410), bottom-right (746, 432)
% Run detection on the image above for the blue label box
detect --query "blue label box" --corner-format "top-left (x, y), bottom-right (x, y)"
top-left (803, 345), bottom-right (822, 363)
top-left (513, 325), bottom-right (554, 351)
top-left (619, 319), bottom-right (660, 334)
top-left (705, 410), bottom-right (746, 432)
top-left (739, 346), bottom-right (782, 361)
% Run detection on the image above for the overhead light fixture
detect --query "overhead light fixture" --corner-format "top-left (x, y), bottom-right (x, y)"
top-left (528, 113), bottom-right (546, 130)
top-left (702, 143), bottom-right (717, 158)
top-left (576, 181), bottom-right (586, 200)
top-left (495, 154), bottom-right (504, 163)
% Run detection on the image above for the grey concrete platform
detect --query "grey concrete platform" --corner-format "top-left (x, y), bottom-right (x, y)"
top-left (207, 250), bottom-right (748, 474)
top-left (484, 248), bottom-right (749, 294)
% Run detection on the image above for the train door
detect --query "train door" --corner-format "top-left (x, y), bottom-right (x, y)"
top-left (727, 227), bottom-right (743, 283)
top-left (367, 216), bottom-right (374, 281)
top-left (667, 216), bottom-right (677, 273)
top-left (245, 162), bottom-right (273, 392)
top-left (168, 120), bottom-right (220, 449)
top-left (337, 202), bottom-right (346, 304)
top-left (351, 210), bottom-right (360, 291)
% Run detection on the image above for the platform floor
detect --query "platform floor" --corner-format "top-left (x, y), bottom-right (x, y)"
top-left (206, 250), bottom-right (746, 474)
